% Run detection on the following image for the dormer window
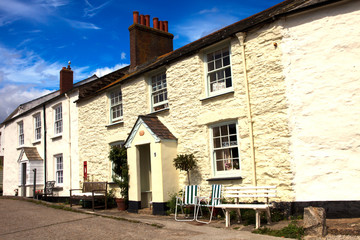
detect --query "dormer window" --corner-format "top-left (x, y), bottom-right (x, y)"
top-left (151, 72), bottom-right (168, 112)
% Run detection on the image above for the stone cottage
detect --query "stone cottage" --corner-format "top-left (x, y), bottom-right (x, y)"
top-left (76, 0), bottom-right (360, 216)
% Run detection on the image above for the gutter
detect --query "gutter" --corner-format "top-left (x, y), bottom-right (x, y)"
top-left (65, 93), bottom-right (72, 189)
top-left (43, 104), bottom-right (47, 188)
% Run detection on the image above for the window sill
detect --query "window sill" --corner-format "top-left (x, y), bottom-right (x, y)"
top-left (200, 90), bottom-right (234, 101)
top-left (32, 140), bottom-right (41, 145)
top-left (16, 145), bottom-right (25, 150)
top-left (148, 108), bottom-right (169, 115)
top-left (106, 120), bottom-right (124, 128)
top-left (51, 134), bottom-right (62, 140)
top-left (206, 176), bottom-right (243, 182)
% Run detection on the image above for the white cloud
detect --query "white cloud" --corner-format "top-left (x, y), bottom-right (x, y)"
top-left (63, 18), bottom-right (100, 30)
top-left (84, 0), bottom-right (111, 18)
top-left (92, 63), bottom-right (128, 77)
top-left (175, 13), bottom-right (238, 42)
top-left (121, 52), bottom-right (126, 60)
top-left (0, 0), bottom-right (100, 30)
top-left (0, 84), bottom-right (53, 123)
top-left (199, 7), bottom-right (218, 15)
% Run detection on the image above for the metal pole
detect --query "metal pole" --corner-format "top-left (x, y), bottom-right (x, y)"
top-left (33, 168), bottom-right (36, 199)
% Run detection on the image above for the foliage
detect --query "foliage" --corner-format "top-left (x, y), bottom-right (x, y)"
top-left (173, 154), bottom-right (197, 185)
top-left (166, 192), bottom-right (179, 215)
top-left (252, 221), bottom-right (305, 240)
top-left (109, 146), bottom-right (129, 201)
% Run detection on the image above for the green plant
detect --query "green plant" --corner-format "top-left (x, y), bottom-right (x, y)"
top-left (109, 146), bottom-right (129, 201)
top-left (166, 192), bottom-right (178, 215)
top-left (252, 221), bottom-right (304, 240)
top-left (173, 154), bottom-right (197, 185)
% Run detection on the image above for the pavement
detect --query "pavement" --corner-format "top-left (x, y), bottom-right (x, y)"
top-left (1, 197), bottom-right (360, 240)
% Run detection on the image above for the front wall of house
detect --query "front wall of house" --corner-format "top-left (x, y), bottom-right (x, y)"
top-left (78, 20), bottom-right (294, 201)
top-left (282, 1), bottom-right (360, 201)
top-left (3, 91), bottom-right (80, 197)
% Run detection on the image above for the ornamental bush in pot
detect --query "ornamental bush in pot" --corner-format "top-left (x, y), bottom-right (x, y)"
top-left (109, 146), bottom-right (129, 210)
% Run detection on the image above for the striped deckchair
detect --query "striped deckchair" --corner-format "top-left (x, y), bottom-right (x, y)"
top-left (195, 184), bottom-right (222, 224)
top-left (175, 185), bottom-right (200, 221)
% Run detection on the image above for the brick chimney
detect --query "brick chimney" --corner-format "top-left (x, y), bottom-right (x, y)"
top-left (129, 11), bottom-right (174, 69)
top-left (60, 62), bottom-right (73, 94)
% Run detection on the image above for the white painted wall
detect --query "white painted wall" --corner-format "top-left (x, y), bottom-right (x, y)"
top-left (282, 0), bottom-right (360, 201)
top-left (2, 89), bottom-right (81, 197)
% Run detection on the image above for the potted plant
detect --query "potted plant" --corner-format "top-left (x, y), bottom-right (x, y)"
top-left (109, 145), bottom-right (129, 210)
top-left (173, 153), bottom-right (197, 185)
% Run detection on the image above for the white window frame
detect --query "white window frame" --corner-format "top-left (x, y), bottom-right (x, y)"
top-left (210, 121), bottom-right (240, 177)
top-left (109, 141), bottom-right (124, 181)
top-left (54, 105), bottom-right (62, 136)
top-left (204, 45), bottom-right (233, 96)
top-left (150, 72), bottom-right (168, 112)
top-left (18, 121), bottom-right (24, 146)
top-left (109, 88), bottom-right (123, 123)
top-left (34, 113), bottom-right (41, 141)
top-left (55, 154), bottom-right (63, 185)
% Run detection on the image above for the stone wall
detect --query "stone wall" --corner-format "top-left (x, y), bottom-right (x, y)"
top-left (78, 20), bottom-right (294, 201)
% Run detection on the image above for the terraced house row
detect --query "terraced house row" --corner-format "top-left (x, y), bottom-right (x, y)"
top-left (1, 0), bottom-right (359, 216)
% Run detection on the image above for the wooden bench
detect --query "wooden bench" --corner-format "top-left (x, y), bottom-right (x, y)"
top-left (70, 182), bottom-right (108, 211)
top-left (217, 186), bottom-right (277, 229)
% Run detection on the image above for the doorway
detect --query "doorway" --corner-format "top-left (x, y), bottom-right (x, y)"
top-left (138, 144), bottom-right (152, 208)
top-left (21, 162), bottom-right (27, 197)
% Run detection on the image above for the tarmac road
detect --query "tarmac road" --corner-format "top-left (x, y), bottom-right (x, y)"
top-left (0, 198), bottom-right (288, 240)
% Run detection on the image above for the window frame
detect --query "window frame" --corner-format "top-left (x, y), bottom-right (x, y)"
top-left (210, 121), bottom-right (241, 177)
top-left (109, 88), bottom-right (123, 123)
top-left (150, 71), bottom-right (169, 112)
top-left (34, 113), bottom-right (41, 141)
top-left (18, 121), bottom-right (24, 146)
top-left (204, 44), bottom-right (233, 97)
top-left (55, 154), bottom-right (63, 186)
top-left (54, 105), bottom-right (63, 136)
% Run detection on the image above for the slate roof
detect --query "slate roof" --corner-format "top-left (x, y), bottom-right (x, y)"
top-left (140, 115), bottom-right (177, 140)
top-left (21, 147), bottom-right (42, 161)
top-left (76, 0), bottom-right (343, 102)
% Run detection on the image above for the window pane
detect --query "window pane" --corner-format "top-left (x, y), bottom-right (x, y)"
top-left (233, 159), bottom-right (240, 170)
top-left (215, 59), bottom-right (222, 69)
top-left (207, 53), bottom-right (214, 61)
top-left (214, 50), bottom-right (222, 59)
top-left (216, 160), bottom-right (224, 171)
top-left (221, 137), bottom-right (229, 147)
top-left (229, 124), bottom-right (236, 134)
top-left (208, 62), bottom-right (214, 71)
top-left (220, 125), bottom-right (228, 135)
top-left (213, 127), bottom-right (220, 137)
top-left (223, 56), bottom-right (230, 66)
top-left (213, 138), bottom-right (221, 148)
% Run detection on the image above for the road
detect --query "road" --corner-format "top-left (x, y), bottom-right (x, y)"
top-left (0, 198), bottom-right (287, 240)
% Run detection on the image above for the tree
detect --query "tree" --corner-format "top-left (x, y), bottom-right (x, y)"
top-left (109, 146), bottom-right (129, 201)
top-left (173, 154), bottom-right (197, 185)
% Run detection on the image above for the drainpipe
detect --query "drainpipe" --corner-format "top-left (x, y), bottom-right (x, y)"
top-left (65, 93), bottom-right (72, 190)
top-left (236, 32), bottom-right (257, 186)
top-left (43, 104), bottom-right (47, 188)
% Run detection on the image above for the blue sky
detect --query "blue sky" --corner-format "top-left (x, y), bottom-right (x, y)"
top-left (0, 0), bottom-right (283, 122)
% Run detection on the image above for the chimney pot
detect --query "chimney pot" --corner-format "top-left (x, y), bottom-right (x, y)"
top-left (133, 11), bottom-right (139, 24)
top-left (140, 14), bottom-right (145, 25)
top-left (159, 21), bottom-right (164, 31)
top-left (163, 21), bottom-right (168, 32)
top-left (153, 17), bottom-right (159, 29)
top-left (145, 15), bottom-right (150, 27)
